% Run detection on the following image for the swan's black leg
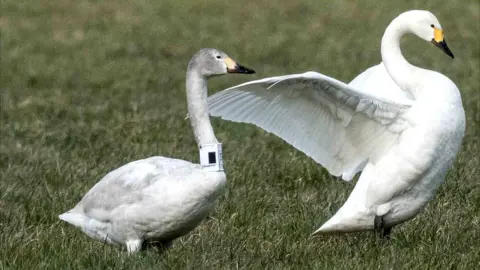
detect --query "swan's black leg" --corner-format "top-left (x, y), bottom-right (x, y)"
top-left (374, 215), bottom-right (392, 239)
top-left (374, 215), bottom-right (384, 233)
top-left (145, 240), bottom-right (173, 253)
top-left (159, 240), bottom-right (173, 249)
top-left (382, 226), bottom-right (392, 238)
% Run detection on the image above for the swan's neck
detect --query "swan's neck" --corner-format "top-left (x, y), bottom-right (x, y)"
top-left (186, 70), bottom-right (219, 147)
top-left (186, 69), bottom-right (224, 172)
top-left (381, 17), bottom-right (419, 96)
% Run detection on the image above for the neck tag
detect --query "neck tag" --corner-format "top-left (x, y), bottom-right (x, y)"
top-left (199, 143), bottom-right (224, 172)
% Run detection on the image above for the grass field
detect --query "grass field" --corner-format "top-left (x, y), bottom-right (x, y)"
top-left (1, 0), bottom-right (479, 268)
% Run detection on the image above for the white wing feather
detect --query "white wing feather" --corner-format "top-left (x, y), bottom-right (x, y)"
top-left (75, 157), bottom-right (203, 222)
top-left (208, 71), bottom-right (413, 181)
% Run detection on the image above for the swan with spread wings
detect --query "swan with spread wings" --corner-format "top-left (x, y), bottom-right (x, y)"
top-left (207, 10), bottom-right (465, 237)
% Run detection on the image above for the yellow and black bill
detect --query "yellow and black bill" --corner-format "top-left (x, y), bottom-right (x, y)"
top-left (431, 28), bottom-right (454, 59)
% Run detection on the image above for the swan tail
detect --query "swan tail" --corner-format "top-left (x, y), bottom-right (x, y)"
top-left (311, 210), bottom-right (374, 236)
top-left (59, 209), bottom-right (115, 244)
top-left (59, 210), bottom-right (89, 228)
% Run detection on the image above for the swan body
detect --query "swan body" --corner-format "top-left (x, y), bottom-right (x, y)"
top-left (207, 11), bottom-right (465, 235)
top-left (59, 157), bottom-right (226, 251)
top-left (349, 63), bottom-right (413, 101)
top-left (59, 49), bottom-right (255, 252)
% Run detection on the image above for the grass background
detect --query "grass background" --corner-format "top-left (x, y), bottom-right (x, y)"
top-left (1, 0), bottom-right (479, 268)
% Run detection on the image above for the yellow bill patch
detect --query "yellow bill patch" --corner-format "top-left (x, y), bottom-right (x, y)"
top-left (434, 28), bottom-right (444, 42)
top-left (224, 57), bottom-right (237, 69)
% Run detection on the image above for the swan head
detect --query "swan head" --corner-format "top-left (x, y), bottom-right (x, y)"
top-left (403, 10), bottom-right (454, 58)
top-left (188, 48), bottom-right (255, 77)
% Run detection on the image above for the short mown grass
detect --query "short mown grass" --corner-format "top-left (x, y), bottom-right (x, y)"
top-left (1, 0), bottom-right (479, 268)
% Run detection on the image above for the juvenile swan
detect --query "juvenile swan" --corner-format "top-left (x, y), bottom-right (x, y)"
top-left (207, 10), bottom-right (465, 237)
top-left (59, 49), bottom-right (255, 252)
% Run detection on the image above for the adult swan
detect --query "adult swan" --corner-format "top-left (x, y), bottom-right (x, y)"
top-left (207, 10), bottom-right (465, 237)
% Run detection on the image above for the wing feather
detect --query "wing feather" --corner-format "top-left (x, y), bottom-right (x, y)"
top-left (208, 71), bottom-right (413, 180)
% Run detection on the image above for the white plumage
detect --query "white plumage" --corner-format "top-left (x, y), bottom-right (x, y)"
top-left (59, 48), bottom-right (255, 252)
top-left (209, 71), bottom-right (412, 180)
top-left (208, 10), bottom-right (465, 235)
top-left (59, 157), bottom-right (226, 251)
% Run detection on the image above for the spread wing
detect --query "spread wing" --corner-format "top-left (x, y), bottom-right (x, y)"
top-left (208, 71), bottom-right (413, 180)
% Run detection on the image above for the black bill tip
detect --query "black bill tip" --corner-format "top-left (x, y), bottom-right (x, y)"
top-left (432, 39), bottom-right (454, 59)
top-left (228, 63), bottom-right (255, 74)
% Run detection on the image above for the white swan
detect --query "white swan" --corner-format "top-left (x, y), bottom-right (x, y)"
top-left (207, 10), bottom-right (465, 236)
top-left (59, 48), bottom-right (255, 252)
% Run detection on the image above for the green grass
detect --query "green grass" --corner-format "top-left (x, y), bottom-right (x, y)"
top-left (1, 0), bottom-right (479, 268)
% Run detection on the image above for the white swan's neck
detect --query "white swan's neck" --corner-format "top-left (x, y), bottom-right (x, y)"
top-left (186, 70), bottom-right (219, 147)
top-left (381, 15), bottom-right (420, 96)
top-left (186, 70), bottom-right (224, 172)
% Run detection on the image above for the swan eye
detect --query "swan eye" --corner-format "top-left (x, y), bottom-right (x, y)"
top-left (216, 55), bottom-right (222, 59)
top-left (431, 24), bottom-right (434, 28)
